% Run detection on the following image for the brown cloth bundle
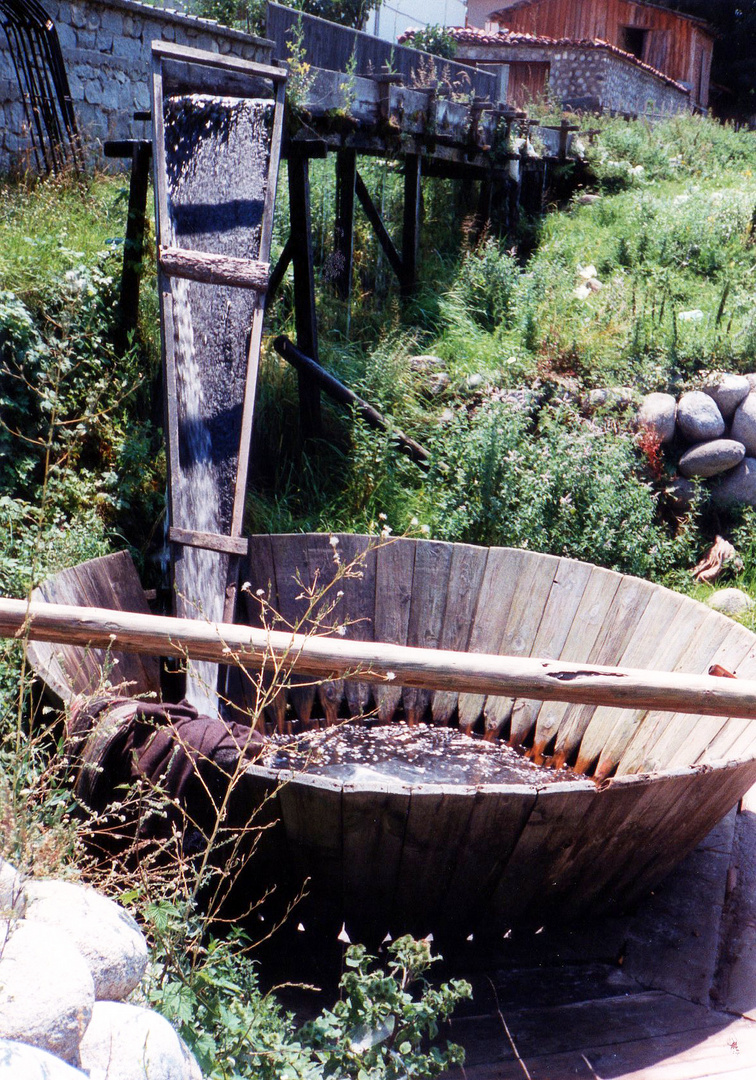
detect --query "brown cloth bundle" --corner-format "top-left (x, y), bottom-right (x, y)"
top-left (67, 697), bottom-right (266, 848)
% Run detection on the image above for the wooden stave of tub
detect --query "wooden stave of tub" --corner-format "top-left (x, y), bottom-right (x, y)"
top-left (235, 534), bottom-right (756, 940)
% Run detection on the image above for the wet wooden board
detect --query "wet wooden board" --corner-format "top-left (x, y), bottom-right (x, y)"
top-left (531, 564), bottom-right (622, 760)
top-left (334, 534), bottom-right (376, 718)
top-left (508, 556), bottom-right (592, 749)
top-left (373, 539), bottom-right (415, 722)
top-left (439, 784), bottom-right (538, 936)
top-left (575, 587), bottom-right (688, 776)
top-left (482, 552), bottom-right (560, 741)
top-left (28, 552), bottom-right (160, 702)
top-left (457, 547), bottom-right (526, 733)
top-left (390, 784), bottom-right (479, 935)
top-left (477, 782), bottom-right (598, 927)
top-left (431, 544), bottom-right (489, 726)
top-left (615, 612), bottom-right (747, 775)
top-left (552, 575), bottom-right (656, 769)
top-left (402, 541), bottom-right (453, 725)
top-left (341, 779), bottom-right (410, 943)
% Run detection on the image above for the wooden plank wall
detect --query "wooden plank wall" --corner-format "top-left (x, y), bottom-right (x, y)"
top-left (496, 0), bottom-right (714, 103)
top-left (267, 2), bottom-right (498, 101)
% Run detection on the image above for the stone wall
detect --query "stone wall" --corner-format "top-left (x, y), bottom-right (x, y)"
top-left (0, 0), bottom-right (273, 171)
top-left (549, 48), bottom-right (690, 116)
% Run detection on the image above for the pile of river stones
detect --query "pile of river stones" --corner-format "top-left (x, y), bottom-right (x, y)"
top-left (637, 374), bottom-right (756, 507)
top-left (0, 860), bottom-right (201, 1080)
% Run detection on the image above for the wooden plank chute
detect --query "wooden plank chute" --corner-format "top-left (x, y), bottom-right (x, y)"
top-left (151, 43), bottom-right (287, 714)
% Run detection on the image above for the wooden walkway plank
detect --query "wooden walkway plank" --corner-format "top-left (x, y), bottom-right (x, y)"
top-left (575, 588), bottom-right (688, 776)
top-left (615, 612), bottom-right (748, 775)
top-left (402, 541), bottom-right (453, 724)
top-left (431, 543), bottom-right (489, 726)
top-left (508, 556), bottom-right (592, 749)
top-left (552, 575), bottom-right (656, 769)
top-left (531, 564), bottom-right (622, 760)
top-left (457, 548), bottom-right (525, 733)
top-left (483, 552), bottom-right (561, 742)
top-left (374, 539), bottom-right (415, 722)
top-left (334, 534), bottom-right (377, 718)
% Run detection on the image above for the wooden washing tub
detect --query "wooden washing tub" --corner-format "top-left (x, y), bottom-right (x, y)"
top-left (232, 534), bottom-right (756, 941)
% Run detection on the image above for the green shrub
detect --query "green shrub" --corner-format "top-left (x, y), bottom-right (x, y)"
top-left (447, 239), bottom-right (521, 333)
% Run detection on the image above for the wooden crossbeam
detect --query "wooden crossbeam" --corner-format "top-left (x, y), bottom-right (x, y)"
top-left (354, 172), bottom-right (403, 283)
top-left (158, 247), bottom-right (270, 291)
top-left (168, 527), bottom-right (249, 557)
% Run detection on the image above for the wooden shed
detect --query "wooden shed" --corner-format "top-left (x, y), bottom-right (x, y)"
top-left (466, 0), bottom-right (714, 108)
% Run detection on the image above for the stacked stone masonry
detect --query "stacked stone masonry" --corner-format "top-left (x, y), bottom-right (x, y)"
top-left (0, 0), bottom-right (273, 170)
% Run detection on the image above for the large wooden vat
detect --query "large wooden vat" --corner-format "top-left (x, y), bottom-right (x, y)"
top-left (234, 535), bottom-right (756, 940)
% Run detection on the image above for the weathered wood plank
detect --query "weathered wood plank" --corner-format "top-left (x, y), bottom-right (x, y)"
top-left (531, 564), bottom-right (622, 761)
top-left (483, 552), bottom-right (561, 741)
top-left (374, 539), bottom-right (416, 722)
top-left (271, 534), bottom-right (317, 727)
top-left (458, 547), bottom-right (525, 733)
top-left (431, 544), bottom-right (489, 726)
top-left (239, 534), bottom-right (285, 730)
top-left (508, 556), bottom-right (592, 748)
top-left (159, 247), bottom-right (269, 291)
top-left (402, 541), bottom-right (453, 724)
top-left (333, 534), bottom-right (377, 718)
top-left (305, 533), bottom-right (345, 724)
top-left (169, 527), bottom-right (249, 557)
top-left (552, 575), bottom-right (656, 770)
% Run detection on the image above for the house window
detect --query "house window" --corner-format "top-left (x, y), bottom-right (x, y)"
top-left (620, 26), bottom-right (648, 59)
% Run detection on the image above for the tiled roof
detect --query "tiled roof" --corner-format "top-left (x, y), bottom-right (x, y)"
top-left (398, 24), bottom-right (690, 94)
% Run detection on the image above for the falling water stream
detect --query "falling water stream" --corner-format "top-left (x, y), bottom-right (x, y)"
top-left (163, 94), bottom-right (271, 714)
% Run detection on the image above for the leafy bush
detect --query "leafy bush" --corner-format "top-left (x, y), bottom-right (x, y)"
top-left (406, 26), bottom-right (457, 60)
top-left (144, 902), bottom-right (470, 1080)
top-left (447, 239), bottom-right (521, 333)
top-left (423, 401), bottom-right (697, 580)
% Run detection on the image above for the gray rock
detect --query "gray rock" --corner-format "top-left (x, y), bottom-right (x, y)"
top-left (409, 354), bottom-right (444, 374)
top-left (637, 392), bottom-right (676, 444)
top-left (0, 1040), bottom-right (88, 1078)
top-left (26, 880), bottom-right (148, 1002)
top-left (745, 373), bottom-right (756, 392)
top-left (731, 393), bottom-right (756, 455)
top-left (706, 588), bottom-right (754, 617)
top-left (425, 372), bottom-right (450, 397)
top-left (466, 373), bottom-right (484, 390)
top-left (678, 439), bottom-right (746, 479)
top-left (703, 374), bottom-right (750, 419)
top-left (667, 476), bottom-right (698, 513)
top-left (0, 919), bottom-right (94, 1063)
top-left (677, 391), bottom-right (725, 442)
top-left (79, 1002), bottom-right (202, 1080)
top-left (714, 457), bottom-right (756, 507)
top-left (0, 860), bottom-right (26, 917)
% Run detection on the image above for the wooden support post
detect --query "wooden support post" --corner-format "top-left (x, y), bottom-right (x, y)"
top-left (105, 139), bottom-right (151, 349)
top-left (334, 148), bottom-right (357, 300)
top-left (401, 153), bottom-right (422, 298)
top-left (355, 171), bottom-right (404, 284)
top-left (288, 151), bottom-right (322, 439)
top-left (267, 234), bottom-right (295, 305)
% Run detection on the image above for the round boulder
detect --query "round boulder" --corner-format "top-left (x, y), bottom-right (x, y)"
top-left (0, 1040), bottom-right (88, 1078)
top-left (637, 393), bottom-right (676, 444)
top-left (666, 476), bottom-right (698, 513)
top-left (409, 354), bottom-right (444, 374)
top-left (677, 391), bottom-right (725, 442)
top-left (703, 374), bottom-right (750, 419)
top-left (706, 589), bottom-right (754, 617)
top-left (79, 1002), bottom-right (202, 1080)
top-left (25, 880), bottom-right (148, 1003)
top-left (0, 919), bottom-right (94, 1063)
top-left (731, 394), bottom-right (756, 455)
top-left (678, 439), bottom-right (746, 479)
top-left (713, 457), bottom-right (756, 508)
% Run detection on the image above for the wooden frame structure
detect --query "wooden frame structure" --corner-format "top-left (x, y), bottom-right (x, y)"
top-left (151, 43), bottom-right (287, 707)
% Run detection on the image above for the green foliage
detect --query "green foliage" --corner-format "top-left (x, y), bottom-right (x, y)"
top-left (194, 0), bottom-right (267, 34)
top-left (405, 26), bottom-right (457, 60)
top-left (447, 239), bottom-right (521, 333)
top-left (288, 0), bottom-right (380, 29)
top-left (421, 401), bottom-right (697, 579)
top-left (145, 901), bottom-right (469, 1080)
